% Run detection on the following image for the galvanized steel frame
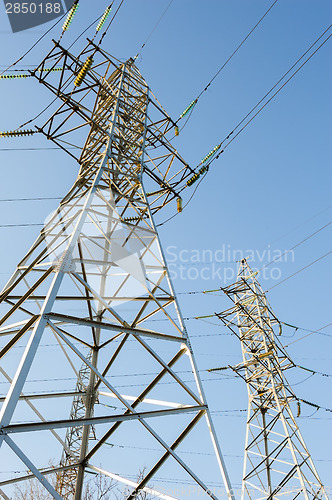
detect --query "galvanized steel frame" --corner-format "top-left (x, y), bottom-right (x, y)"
top-left (217, 260), bottom-right (327, 500)
top-left (0, 40), bottom-right (233, 499)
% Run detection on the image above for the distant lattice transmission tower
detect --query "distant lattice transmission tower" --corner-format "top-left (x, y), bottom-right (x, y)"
top-left (0, 39), bottom-right (234, 499)
top-left (214, 260), bottom-right (327, 500)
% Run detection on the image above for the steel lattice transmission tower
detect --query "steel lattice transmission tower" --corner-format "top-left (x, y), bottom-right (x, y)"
top-left (0, 40), bottom-right (234, 499)
top-left (214, 259), bottom-right (327, 500)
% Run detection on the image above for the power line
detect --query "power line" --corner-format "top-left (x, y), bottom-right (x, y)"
top-left (187, 296), bottom-right (332, 339)
top-left (294, 363), bottom-right (332, 379)
top-left (0, 65), bottom-right (43, 70)
top-left (0, 211), bottom-right (329, 312)
top-left (19, 96), bottom-right (62, 130)
top-left (0, 5), bottom-right (72, 77)
top-left (211, 357), bottom-right (332, 380)
top-left (1, 19), bottom-right (330, 345)
top-left (0, 147), bottom-right (77, 152)
top-left (157, 171), bottom-right (208, 226)
top-left (4, 24), bottom-right (330, 203)
top-left (270, 203), bottom-right (332, 245)
top-left (103, 440), bottom-right (332, 459)
top-left (0, 2), bottom-right (113, 80)
top-left (208, 366), bottom-right (332, 414)
top-left (103, 439), bottom-right (245, 457)
top-left (6, 338), bottom-right (332, 364)
top-left (0, 375), bottom-right (236, 387)
top-left (173, 222), bottom-right (332, 299)
top-left (0, 197), bottom-right (61, 202)
top-left (1, 193), bottom-right (329, 279)
top-left (98, 0), bottom-right (126, 46)
top-left (157, 25), bottom-right (332, 225)
top-left (284, 322), bottom-right (332, 348)
top-left (23, 2), bottom-right (126, 133)
top-left (160, 219), bottom-right (331, 282)
top-left (0, 373), bottom-right (330, 412)
top-left (1, 4), bottom-right (120, 132)
top-left (67, 5), bottom-right (113, 50)
top-left (1, 215), bottom-right (331, 314)
top-left (203, 26), bottom-right (332, 168)
top-left (134, 0), bottom-right (175, 60)
top-left (0, 7), bottom-right (329, 491)
top-left (0, 223), bottom-right (44, 228)
top-left (254, 221), bottom-right (332, 274)
top-left (176, 0), bottom-right (279, 124)
top-left (17, 54), bottom-right (91, 129)
top-left (266, 250), bottom-right (332, 292)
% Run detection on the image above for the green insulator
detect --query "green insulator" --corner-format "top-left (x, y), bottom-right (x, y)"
top-left (199, 165), bottom-right (209, 175)
top-left (179, 99), bottom-right (197, 120)
top-left (96, 5), bottom-right (112, 31)
top-left (62, 1), bottom-right (79, 32)
top-left (42, 68), bottom-right (63, 72)
top-left (201, 143), bottom-right (221, 163)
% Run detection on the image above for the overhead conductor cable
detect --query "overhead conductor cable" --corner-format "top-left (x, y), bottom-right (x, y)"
top-left (183, 25), bottom-right (332, 197)
top-left (176, 0), bottom-right (279, 125)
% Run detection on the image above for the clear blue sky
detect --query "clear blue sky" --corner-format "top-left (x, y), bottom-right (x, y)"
top-left (0, 0), bottom-right (331, 496)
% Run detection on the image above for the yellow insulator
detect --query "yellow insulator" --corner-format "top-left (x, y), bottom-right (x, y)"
top-left (124, 216), bottom-right (140, 222)
top-left (62, 1), bottom-right (79, 32)
top-left (177, 197), bottom-right (183, 213)
top-left (297, 401), bottom-right (301, 417)
top-left (187, 172), bottom-right (200, 187)
top-left (74, 56), bottom-right (94, 87)
top-left (0, 129), bottom-right (35, 138)
top-left (0, 74), bottom-right (30, 79)
top-left (0, 68), bottom-right (63, 80)
top-left (175, 126), bottom-right (179, 136)
top-left (41, 68), bottom-right (63, 72)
